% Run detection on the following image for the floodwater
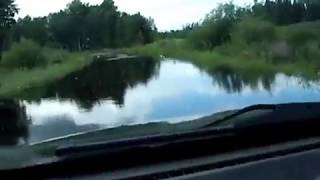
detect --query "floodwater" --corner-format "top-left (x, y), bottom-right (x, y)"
top-left (2, 57), bottom-right (320, 145)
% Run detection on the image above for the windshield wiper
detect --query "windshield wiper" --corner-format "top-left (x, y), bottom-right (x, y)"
top-left (202, 104), bottom-right (276, 128)
top-left (55, 102), bottom-right (320, 156)
top-left (55, 102), bottom-right (320, 157)
top-left (202, 102), bottom-right (320, 129)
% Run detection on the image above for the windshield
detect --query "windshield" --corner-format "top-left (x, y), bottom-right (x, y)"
top-left (1, 0), bottom-right (320, 169)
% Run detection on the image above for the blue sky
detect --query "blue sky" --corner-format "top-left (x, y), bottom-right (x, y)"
top-left (15, 0), bottom-right (252, 31)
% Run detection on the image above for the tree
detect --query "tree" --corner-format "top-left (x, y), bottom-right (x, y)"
top-left (251, 0), bottom-right (320, 25)
top-left (122, 13), bottom-right (156, 45)
top-left (12, 16), bottom-right (49, 46)
top-left (66, 0), bottom-right (89, 50)
top-left (49, 11), bottom-right (78, 50)
top-left (189, 2), bottom-right (247, 49)
top-left (92, 0), bottom-right (119, 48)
top-left (0, 0), bottom-right (18, 52)
top-left (49, 0), bottom-right (89, 50)
top-left (8, 0), bottom-right (157, 50)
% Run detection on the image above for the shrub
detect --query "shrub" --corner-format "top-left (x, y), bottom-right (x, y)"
top-left (286, 29), bottom-right (318, 48)
top-left (283, 28), bottom-right (320, 60)
top-left (42, 47), bottom-right (68, 64)
top-left (188, 19), bottom-right (234, 50)
top-left (1, 39), bottom-right (46, 69)
top-left (232, 17), bottom-right (276, 44)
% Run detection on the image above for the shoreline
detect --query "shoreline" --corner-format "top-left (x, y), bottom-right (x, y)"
top-left (124, 39), bottom-right (320, 81)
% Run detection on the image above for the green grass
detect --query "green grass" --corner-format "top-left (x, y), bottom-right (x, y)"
top-left (0, 50), bottom-right (91, 98)
top-left (125, 39), bottom-right (320, 80)
top-left (125, 20), bottom-right (320, 81)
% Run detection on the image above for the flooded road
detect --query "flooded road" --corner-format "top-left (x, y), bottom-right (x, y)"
top-left (2, 58), bottom-right (320, 144)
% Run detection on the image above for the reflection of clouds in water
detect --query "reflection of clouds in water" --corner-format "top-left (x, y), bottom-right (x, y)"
top-left (26, 60), bottom-right (320, 130)
top-left (29, 115), bottom-right (100, 142)
top-left (123, 61), bottom-right (218, 121)
top-left (133, 60), bottom-right (218, 97)
top-left (26, 100), bottom-right (80, 125)
top-left (26, 61), bottom-right (217, 127)
top-left (27, 100), bottom-right (122, 126)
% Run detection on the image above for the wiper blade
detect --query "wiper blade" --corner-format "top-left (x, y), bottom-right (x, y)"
top-left (202, 102), bottom-right (320, 129)
top-left (57, 102), bottom-right (320, 157)
top-left (202, 104), bottom-right (276, 128)
top-left (56, 126), bottom-right (234, 157)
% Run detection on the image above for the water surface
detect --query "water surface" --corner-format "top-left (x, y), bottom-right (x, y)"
top-left (2, 58), bottom-right (320, 145)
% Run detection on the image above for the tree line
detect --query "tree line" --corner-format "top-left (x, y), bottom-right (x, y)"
top-left (3, 0), bottom-right (320, 52)
top-left (1, 0), bottom-right (157, 52)
top-left (184, 0), bottom-right (320, 50)
top-left (253, 0), bottom-right (320, 25)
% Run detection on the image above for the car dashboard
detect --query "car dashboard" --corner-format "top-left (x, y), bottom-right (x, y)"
top-left (74, 137), bottom-right (320, 180)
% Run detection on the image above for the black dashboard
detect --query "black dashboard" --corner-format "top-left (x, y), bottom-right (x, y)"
top-left (74, 137), bottom-right (320, 180)
top-left (172, 148), bottom-right (320, 180)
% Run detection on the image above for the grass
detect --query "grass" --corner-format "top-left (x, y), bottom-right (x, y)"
top-left (125, 39), bottom-right (320, 80)
top-left (125, 20), bottom-right (320, 81)
top-left (0, 49), bottom-right (91, 98)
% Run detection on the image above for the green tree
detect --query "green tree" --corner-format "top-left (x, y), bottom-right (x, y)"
top-left (84, 0), bottom-right (119, 48)
top-left (189, 2), bottom-right (247, 49)
top-left (0, 0), bottom-right (18, 52)
top-left (67, 0), bottom-right (89, 50)
top-left (10, 0), bottom-right (156, 50)
top-left (49, 0), bottom-right (89, 50)
top-left (252, 0), bottom-right (320, 25)
top-left (49, 11), bottom-right (77, 49)
top-left (12, 16), bottom-right (49, 46)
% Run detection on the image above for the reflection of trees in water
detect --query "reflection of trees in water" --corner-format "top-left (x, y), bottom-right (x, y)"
top-left (26, 58), bottom-right (160, 110)
top-left (294, 77), bottom-right (320, 92)
top-left (208, 65), bottom-right (276, 93)
top-left (0, 100), bottom-right (30, 146)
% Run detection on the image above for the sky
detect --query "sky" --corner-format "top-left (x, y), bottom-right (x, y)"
top-left (15, 0), bottom-right (252, 31)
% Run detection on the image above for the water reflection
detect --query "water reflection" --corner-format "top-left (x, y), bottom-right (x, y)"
top-left (6, 58), bottom-right (320, 144)
top-left (209, 65), bottom-right (276, 93)
top-left (24, 57), bottom-right (160, 109)
top-left (0, 100), bottom-right (30, 146)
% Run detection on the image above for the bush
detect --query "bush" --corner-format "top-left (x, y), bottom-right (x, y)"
top-left (286, 29), bottom-right (318, 48)
top-left (42, 47), bottom-right (68, 64)
top-left (232, 17), bottom-right (276, 44)
top-left (283, 27), bottom-right (320, 61)
top-left (188, 19), bottom-right (234, 50)
top-left (1, 39), bottom-right (47, 69)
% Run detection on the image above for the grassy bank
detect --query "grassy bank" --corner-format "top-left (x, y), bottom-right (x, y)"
top-left (125, 38), bottom-right (320, 80)
top-left (126, 17), bottom-right (320, 81)
top-left (0, 46), bottom-right (91, 98)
